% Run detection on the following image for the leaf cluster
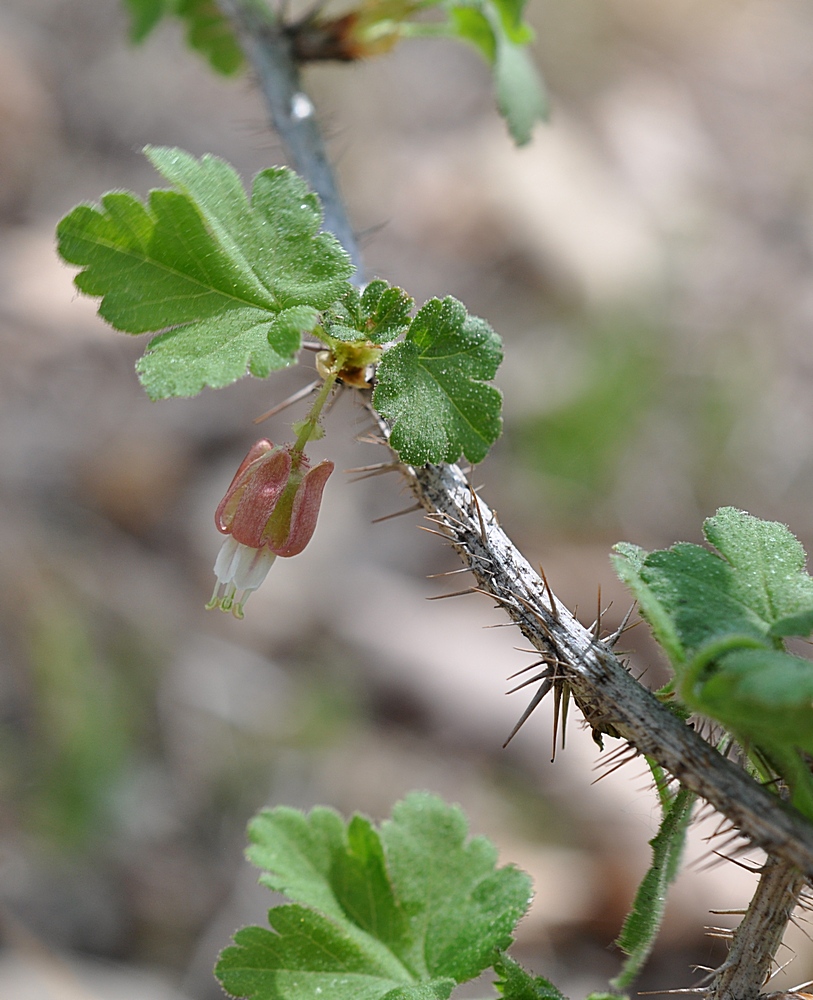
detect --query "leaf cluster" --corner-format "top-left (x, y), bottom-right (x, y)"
top-left (125, 0), bottom-right (243, 73)
top-left (123, 0), bottom-right (545, 145)
top-left (215, 792), bottom-right (533, 1000)
top-left (613, 507), bottom-right (813, 816)
top-left (56, 149), bottom-right (503, 465)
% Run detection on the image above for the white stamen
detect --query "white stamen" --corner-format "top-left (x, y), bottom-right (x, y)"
top-left (208, 538), bottom-right (277, 617)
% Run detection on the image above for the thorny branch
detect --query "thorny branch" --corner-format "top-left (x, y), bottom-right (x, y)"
top-left (707, 857), bottom-right (805, 1000)
top-left (215, 0), bottom-right (811, 992)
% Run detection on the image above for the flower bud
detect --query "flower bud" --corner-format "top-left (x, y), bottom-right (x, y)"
top-left (206, 440), bottom-right (333, 618)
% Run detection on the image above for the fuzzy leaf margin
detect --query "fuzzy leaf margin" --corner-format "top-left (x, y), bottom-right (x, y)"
top-left (216, 792), bottom-right (532, 1000)
top-left (56, 147), bottom-right (353, 399)
top-left (373, 296), bottom-right (503, 465)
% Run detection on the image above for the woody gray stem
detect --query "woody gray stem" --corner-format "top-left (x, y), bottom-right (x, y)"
top-left (213, 6), bottom-right (813, 990)
top-left (395, 456), bottom-right (813, 879)
top-left (708, 857), bottom-right (804, 1000)
top-left (215, 0), bottom-right (364, 273)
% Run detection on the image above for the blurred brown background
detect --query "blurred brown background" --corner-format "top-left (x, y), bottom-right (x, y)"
top-left (2, 0), bottom-right (813, 997)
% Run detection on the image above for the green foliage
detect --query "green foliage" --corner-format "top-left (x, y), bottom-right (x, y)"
top-left (123, 0), bottom-right (543, 143)
top-left (373, 296), bottom-right (503, 465)
top-left (57, 149), bottom-right (504, 462)
top-left (613, 508), bottom-right (813, 669)
top-left (56, 147), bottom-right (353, 400)
top-left (124, 0), bottom-right (167, 41)
top-left (124, 0), bottom-right (243, 73)
top-left (613, 507), bottom-right (813, 817)
top-left (216, 792), bottom-right (532, 1000)
top-left (493, 953), bottom-right (568, 1000)
top-left (611, 766), bottom-right (694, 992)
top-left (176, 0), bottom-right (244, 73)
top-left (325, 280), bottom-right (414, 344)
top-left (444, 0), bottom-right (546, 144)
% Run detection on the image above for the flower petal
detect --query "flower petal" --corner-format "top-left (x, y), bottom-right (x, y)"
top-left (273, 459), bottom-right (334, 557)
top-left (228, 447), bottom-right (293, 548)
top-left (215, 439), bottom-right (277, 533)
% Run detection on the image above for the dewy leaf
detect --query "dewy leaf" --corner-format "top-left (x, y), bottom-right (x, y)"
top-left (56, 147), bottom-right (353, 399)
top-left (217, 793), bottom-right (530, 1000)
top-left (325, 280), bottom-right (413, 344)
top-left (612, 509), bottom-right (813, 669)
top-left (246, 806), bottom-right (411, 958)
top-left (380, 792), bottom-right (532, 983)
top-left (216, 905), bottom-right (454, 1000)
top-left (373, 296), bottom-right (503, 465)
top-left (703, 507), bottom-right (813, 639)
top-left (493, 952), bottom-right (569, 1000)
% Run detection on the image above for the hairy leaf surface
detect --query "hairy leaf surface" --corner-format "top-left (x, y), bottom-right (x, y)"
top-left (325, 280), bottom-right (414, 344)
top-left (56, 148), bottom-right (353, 399)
top-left (611, 782), bottom-right (694, 991)
top-left (493, 953), bottom-right (568, 1000)
top-left (216, 793), bottom-right (530, 1000)
top-left (612, 508), bottom-right (813, 668)
top-left (373, 296), bottom-right (503, 465)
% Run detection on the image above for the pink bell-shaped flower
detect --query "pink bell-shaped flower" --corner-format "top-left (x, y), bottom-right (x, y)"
top-left (206, 440), bottom-right (333, 618)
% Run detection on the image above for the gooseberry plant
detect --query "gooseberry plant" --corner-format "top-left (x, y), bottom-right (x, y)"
top-left (56, 2), bottom-right (813, 999)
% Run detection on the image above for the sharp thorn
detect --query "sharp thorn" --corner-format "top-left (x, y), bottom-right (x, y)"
top-left (418, 525), bottom-right (453, 539)
top-left (539, 564), bottom-right (560, 622)
top-left (506, 659), bottom-right (545, 680)
top-left (466, 471), bottom-right (488, 544)
top-left (507, 668), bottom-right (554, 695)
top-left (253, 380), bottom-right (321, 423)
top-left (503, 679), bottom-right (553, 747)
top-left (372, 502), bottom-right (423, 524)
top-left (426, 587), bottom-right (477, 601)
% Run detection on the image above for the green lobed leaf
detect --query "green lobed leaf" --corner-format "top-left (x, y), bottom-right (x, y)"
top-left (216, 906), bottom-right (455, 1000)
top-left (380, 793), bottom-right (532, 982)
top-left (325, 280), bottom-right (414, 344)
top-left (493, 952), bottom-right (569, 1000)
top-left (247, 807), bottom-right (411, 962)
top-left (611, 509), bottom-right (813, 671)
top-left (219, 793), bottom-right (531, 1000)
top-left (56, 147), bottom-right (353, 399)
top-left (611, 783), bottom-right (695, 992)
top-left (703, 507), bottom-right (813, 637)
top-left (373, 296), bottom-right (503, 465)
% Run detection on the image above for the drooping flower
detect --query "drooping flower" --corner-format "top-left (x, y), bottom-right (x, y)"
top-left (206, 439), bottom-right (333, 618)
